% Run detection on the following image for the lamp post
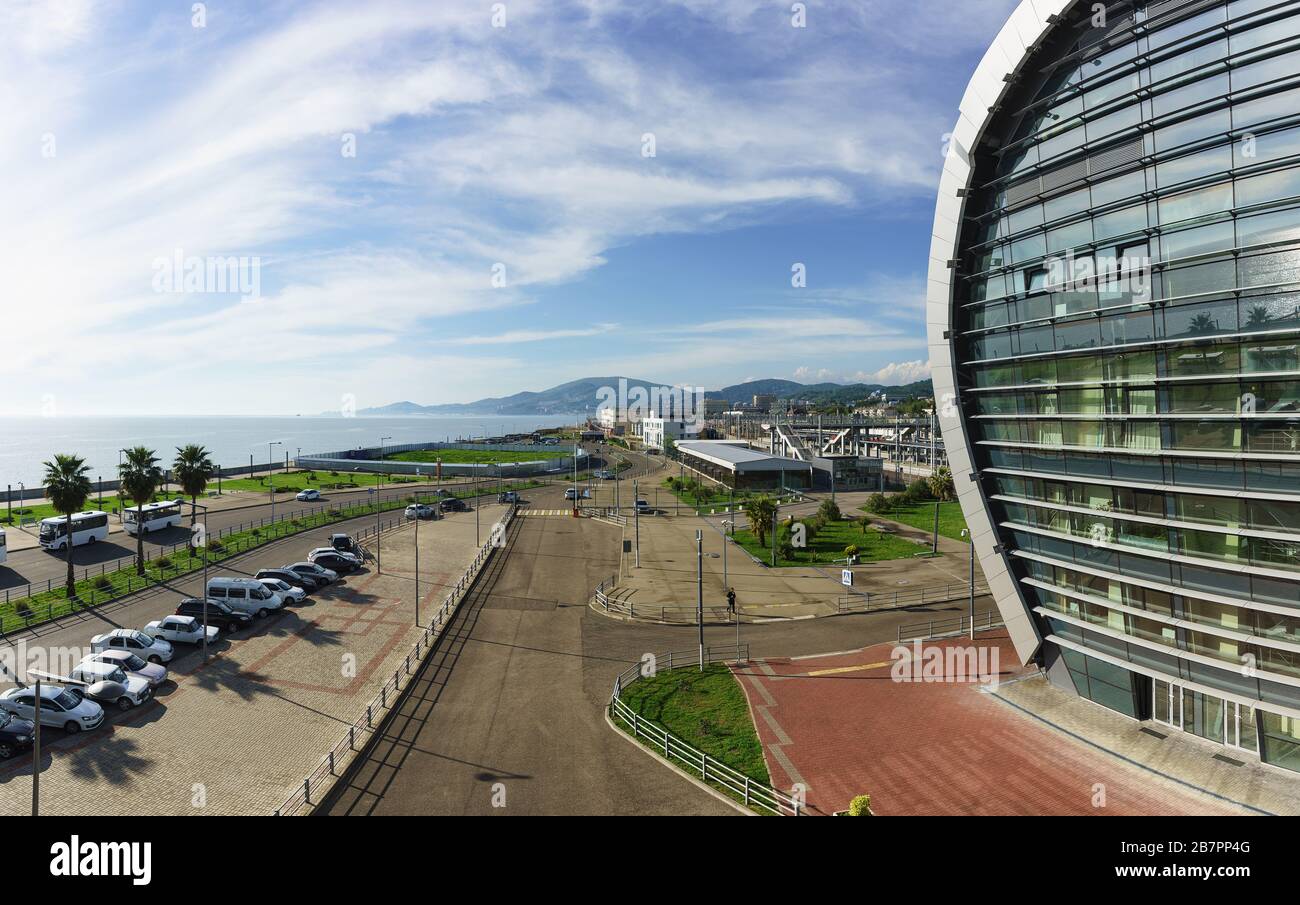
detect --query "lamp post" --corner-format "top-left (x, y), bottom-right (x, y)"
top-left (962, 528), bottom-right (976, 640)
top-left (379, 436), bottom-right (392, 490)
top-left (190, 500), bottom-right (212, 662)
top-left (412, 489), bottom-right (438, 626)
top-left (633, 479), bottom-right (640, 567)
top-left (696, 529), bottom-right (704, 671)
top-left (268, 441), bottom-right (282, 523)
top-left (31, 678), bottom-right (40, 816)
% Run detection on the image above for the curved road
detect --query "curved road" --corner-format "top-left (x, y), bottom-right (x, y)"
top-left (319, 471), bottom-right (977, 816)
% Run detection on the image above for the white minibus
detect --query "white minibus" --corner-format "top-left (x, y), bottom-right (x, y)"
top-left (39, 511), bottom-right (110, 551)
top-left (123, 499), bottom-right (186, 535)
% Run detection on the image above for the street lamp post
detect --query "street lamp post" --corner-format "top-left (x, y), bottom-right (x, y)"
top-left (962, 528), bottom-right (975, 640)
top-left (268, 441), bottom-right (282, 523)
top-left (633, 479), bottom-right (640, 567)
top-left (379, 437), bottom-right (392, 490)
top-left (190, 500), bottom-right (212, 663)
top-left (696, 529), bottom-right (704, 671)
top-left (32, 678), bottom-right (40, 816)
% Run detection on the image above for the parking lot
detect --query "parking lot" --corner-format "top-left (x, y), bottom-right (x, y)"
top-left (0, 502), bottom-right (506, 815)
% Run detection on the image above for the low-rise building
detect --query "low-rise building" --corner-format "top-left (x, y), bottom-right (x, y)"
top-left (642, 416), bottom-right (699, 451)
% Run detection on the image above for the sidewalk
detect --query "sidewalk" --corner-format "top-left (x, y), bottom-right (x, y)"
top-left (592, 503), bottom-right (985, 624)
top-left (732, 632), bottom-right (1249, 816)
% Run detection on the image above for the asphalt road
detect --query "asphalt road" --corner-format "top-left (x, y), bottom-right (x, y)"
top-left (319, 464), bottom-right (985, 816)
top-left (0, 445), bottom-right (643, 595)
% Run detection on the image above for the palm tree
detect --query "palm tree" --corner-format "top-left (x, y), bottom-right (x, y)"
top-left (42, 454), bottom-right (92, 602)
top-left (743, 496), bottom-right (777, 547)
top-left (119, 446), bottom-right (162, 576)
top-left (928, 466), bottom-right (956, 502)
top-left (173, 444), bottom-right (215, 549)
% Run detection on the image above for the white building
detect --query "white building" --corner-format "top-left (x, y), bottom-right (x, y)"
top-left (641, 416), bottom-right (698, 451)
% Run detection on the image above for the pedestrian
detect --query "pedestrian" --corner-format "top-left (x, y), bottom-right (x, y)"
top-left (727, 587), bottom-right (736, 615)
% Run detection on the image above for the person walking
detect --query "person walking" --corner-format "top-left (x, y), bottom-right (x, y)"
top-left (726, 587), bottom-right (736, 615)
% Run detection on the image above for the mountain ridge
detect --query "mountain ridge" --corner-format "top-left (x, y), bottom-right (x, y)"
top-left (351, 376), bottom-right (932, 417)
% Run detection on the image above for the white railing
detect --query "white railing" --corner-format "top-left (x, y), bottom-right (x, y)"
top-left (274, 503), bottom-right (518, 815)
top-left (608, 644), bottom-right (803, 816)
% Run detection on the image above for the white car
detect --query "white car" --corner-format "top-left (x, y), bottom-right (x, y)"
top-left (68, 662), bottom-right (152, 712)
top-left (143, 614), bottom-right (220, 646)
top-left (259, 578), bottom-right (306, 604)
top-left (0, 685), bottom-right (105, 733)
top-left (296, 489), bottom-right (321, 502)
top-left (84, 649), bottom-right (168, 688)
top-left (309, 547), bottom-right (361, 568)
top-left (90, 628), bottom-right (175, 664)
top-left (405, 504), bottom-right (436, 520)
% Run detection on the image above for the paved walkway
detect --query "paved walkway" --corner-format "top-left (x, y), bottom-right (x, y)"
top-left (588, 499), bottom-right (986, 624)
top-left (0, 506), bottom-right (503, 815)
top-left (731, 631), bottom-right (1249, 816)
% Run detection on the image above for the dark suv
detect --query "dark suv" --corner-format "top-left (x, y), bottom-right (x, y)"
top-left (0, 710), bottom-right (35, 760)
top-left (440, 497), bottom-right (469, 512)
top-left (175, 598), bottom-right (253, 633)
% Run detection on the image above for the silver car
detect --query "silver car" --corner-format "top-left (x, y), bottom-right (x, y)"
top-left (85, 649), bottom-right (169, 688)
top-left (69, 662), bottom-right (152, 711)
top-left (0, 685), bottom-right (105, 733)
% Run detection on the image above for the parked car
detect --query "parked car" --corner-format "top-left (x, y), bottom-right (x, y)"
top-left (296, 489), bottom-right (321, 502)
top-left (175, 597), bottom-right (251, 634)
top-left (287, 562), bottom-right (338, 585)
top-left (564, 488), bottom-right (578, 501)
top-left (259, 577), bottom-right (306, 604)
top-left (206, 577), bottom-right (284, 618)
top-left (0, 685), bottom-right (104, 734)
top-left (85, 649), bottom-right (169, 688)
top-left (498, 491), bottom-right (519, 504)
top-left (636, 499), bottom-right (651, 512)
top-left (405, 503), bottom-right (436, 520)
top-left (68, 661), bottom-right (152, 711)
top-left (143, 614), bottom-right (220, 646)
top-left (90, 628), bottom-right (174, 664)
top-left (256, 568), bottom-right (321, 592)
top-left (440, 497), bottom-right (468, 513)
top-left (0, 710), bottom-right (35, 759)
top-left (308, 549), bottom-right (360, 573)
top-left (329, 533), bottom-right (360, 555)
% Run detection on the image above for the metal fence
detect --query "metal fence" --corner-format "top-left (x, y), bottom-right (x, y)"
top-left (895, 610), bottom-right (1004, 643)
top-left (835, 581), bottom-right (990, 615)
top-left (274, 502), bottom-right (519, 816)
top-left (608, 644), bottom-right (803, 816)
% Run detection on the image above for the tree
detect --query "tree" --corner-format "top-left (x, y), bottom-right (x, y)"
top-left (42, 454), bottom-right (92, 602)
top-left (865, 492), bottom-right (889, 514)
top-left (906, 478), bottom-right (932, 503)
top-left (173, 444), bottom-right (216, 547)
top-left (119, 446), bottom-right (163, 575)
top-left (817, 498), bottom-right (841, 523)
top-left (743, 496), bottom-right (777, 547)
top-left (928, 466), bottom-right (955, 502)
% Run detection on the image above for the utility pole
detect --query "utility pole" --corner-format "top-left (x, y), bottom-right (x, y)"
top-left (696, 529), bottom-right (704, 671)
top-left (962, 528), bottom-right (975, 639)
top-left (31, 678), bottom-right (40, 817)
top-left (634, 479), bottom-right (641, 567)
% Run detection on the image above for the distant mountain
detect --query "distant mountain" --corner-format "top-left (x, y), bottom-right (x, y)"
top-left (354, 375), bottom-right (933, 417)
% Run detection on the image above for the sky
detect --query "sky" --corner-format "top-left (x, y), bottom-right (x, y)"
top-left (0, 0), bottom-right (1021, 416)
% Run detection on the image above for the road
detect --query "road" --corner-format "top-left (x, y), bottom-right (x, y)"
top-left (320, 476), bottom-right (988, 816)
top-left (0, 445), bottom-right (641, 596)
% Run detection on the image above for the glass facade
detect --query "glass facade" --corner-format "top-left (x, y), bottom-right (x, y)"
top-left (949, 0), bottom-right (1300, 772)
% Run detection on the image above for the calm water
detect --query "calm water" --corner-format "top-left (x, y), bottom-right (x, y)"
top-left (0, 416), bottom-right (577, 488)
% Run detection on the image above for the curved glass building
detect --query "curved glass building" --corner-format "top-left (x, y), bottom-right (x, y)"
top-left (930, 0), bottom-right (1300, 771)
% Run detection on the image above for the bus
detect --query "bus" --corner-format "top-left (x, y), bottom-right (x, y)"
top-left (123, 499), bottom-right (186, 535)
top-left (39, 511), bottom-right (110, 551)
top-left (0, 527), bottom-right (6, 565)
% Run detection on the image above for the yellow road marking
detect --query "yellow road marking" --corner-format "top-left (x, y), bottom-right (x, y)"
top-left (806, 660), bottom-right (893, 677)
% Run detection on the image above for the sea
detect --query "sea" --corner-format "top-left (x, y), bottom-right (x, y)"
top-left (0, 415), bottom-right (578, 489)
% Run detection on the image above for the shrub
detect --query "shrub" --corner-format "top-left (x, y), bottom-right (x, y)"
top-left (847, 794), bottom-right (872, 816)
top-left (93, 576), bottom-right (112, 590)
top-left (844, 544), bottom-right (859, 559)
top-left (907, 478), bottom-right (932, 502)
top-left (865, 493), bottom-right (889, 514)
top-left (817, 499), bottom-right (841, 523)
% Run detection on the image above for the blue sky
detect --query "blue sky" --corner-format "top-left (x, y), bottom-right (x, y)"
top-left (0, 0), bottom-right (1020, 416)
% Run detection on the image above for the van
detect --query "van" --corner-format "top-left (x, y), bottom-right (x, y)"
top-left (206, 577), bottom-right (284, 618)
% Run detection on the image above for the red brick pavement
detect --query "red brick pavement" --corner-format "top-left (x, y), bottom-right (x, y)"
top-left (732, 630), bottom-right (1245, 816)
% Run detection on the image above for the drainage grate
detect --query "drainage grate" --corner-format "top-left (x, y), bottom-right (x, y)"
top-left (1213, 753), bottom-right (1246, 767)
top-left (1140, 727), bottom-right (1168, 740)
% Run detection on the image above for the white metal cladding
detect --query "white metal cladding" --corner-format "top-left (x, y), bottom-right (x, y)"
top-left (927, 0), bottom-right (1077, 665)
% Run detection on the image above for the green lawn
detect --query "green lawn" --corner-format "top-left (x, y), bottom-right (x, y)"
top-left (217, 470), bottom-right (424, 493)
top-left (660, 478), bottom-right (799, 515)
top-left (616, 664), bottom-right (770, 787)
top-left (732, 518), bottom-right (930, 567)
top-left (388, 448), bottom-right (570, 465)
top-left (863, 500), bottom-right (968, 542)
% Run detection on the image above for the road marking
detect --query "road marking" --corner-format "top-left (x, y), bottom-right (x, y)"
top-left (805, 660), bottom-right (892, 677)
